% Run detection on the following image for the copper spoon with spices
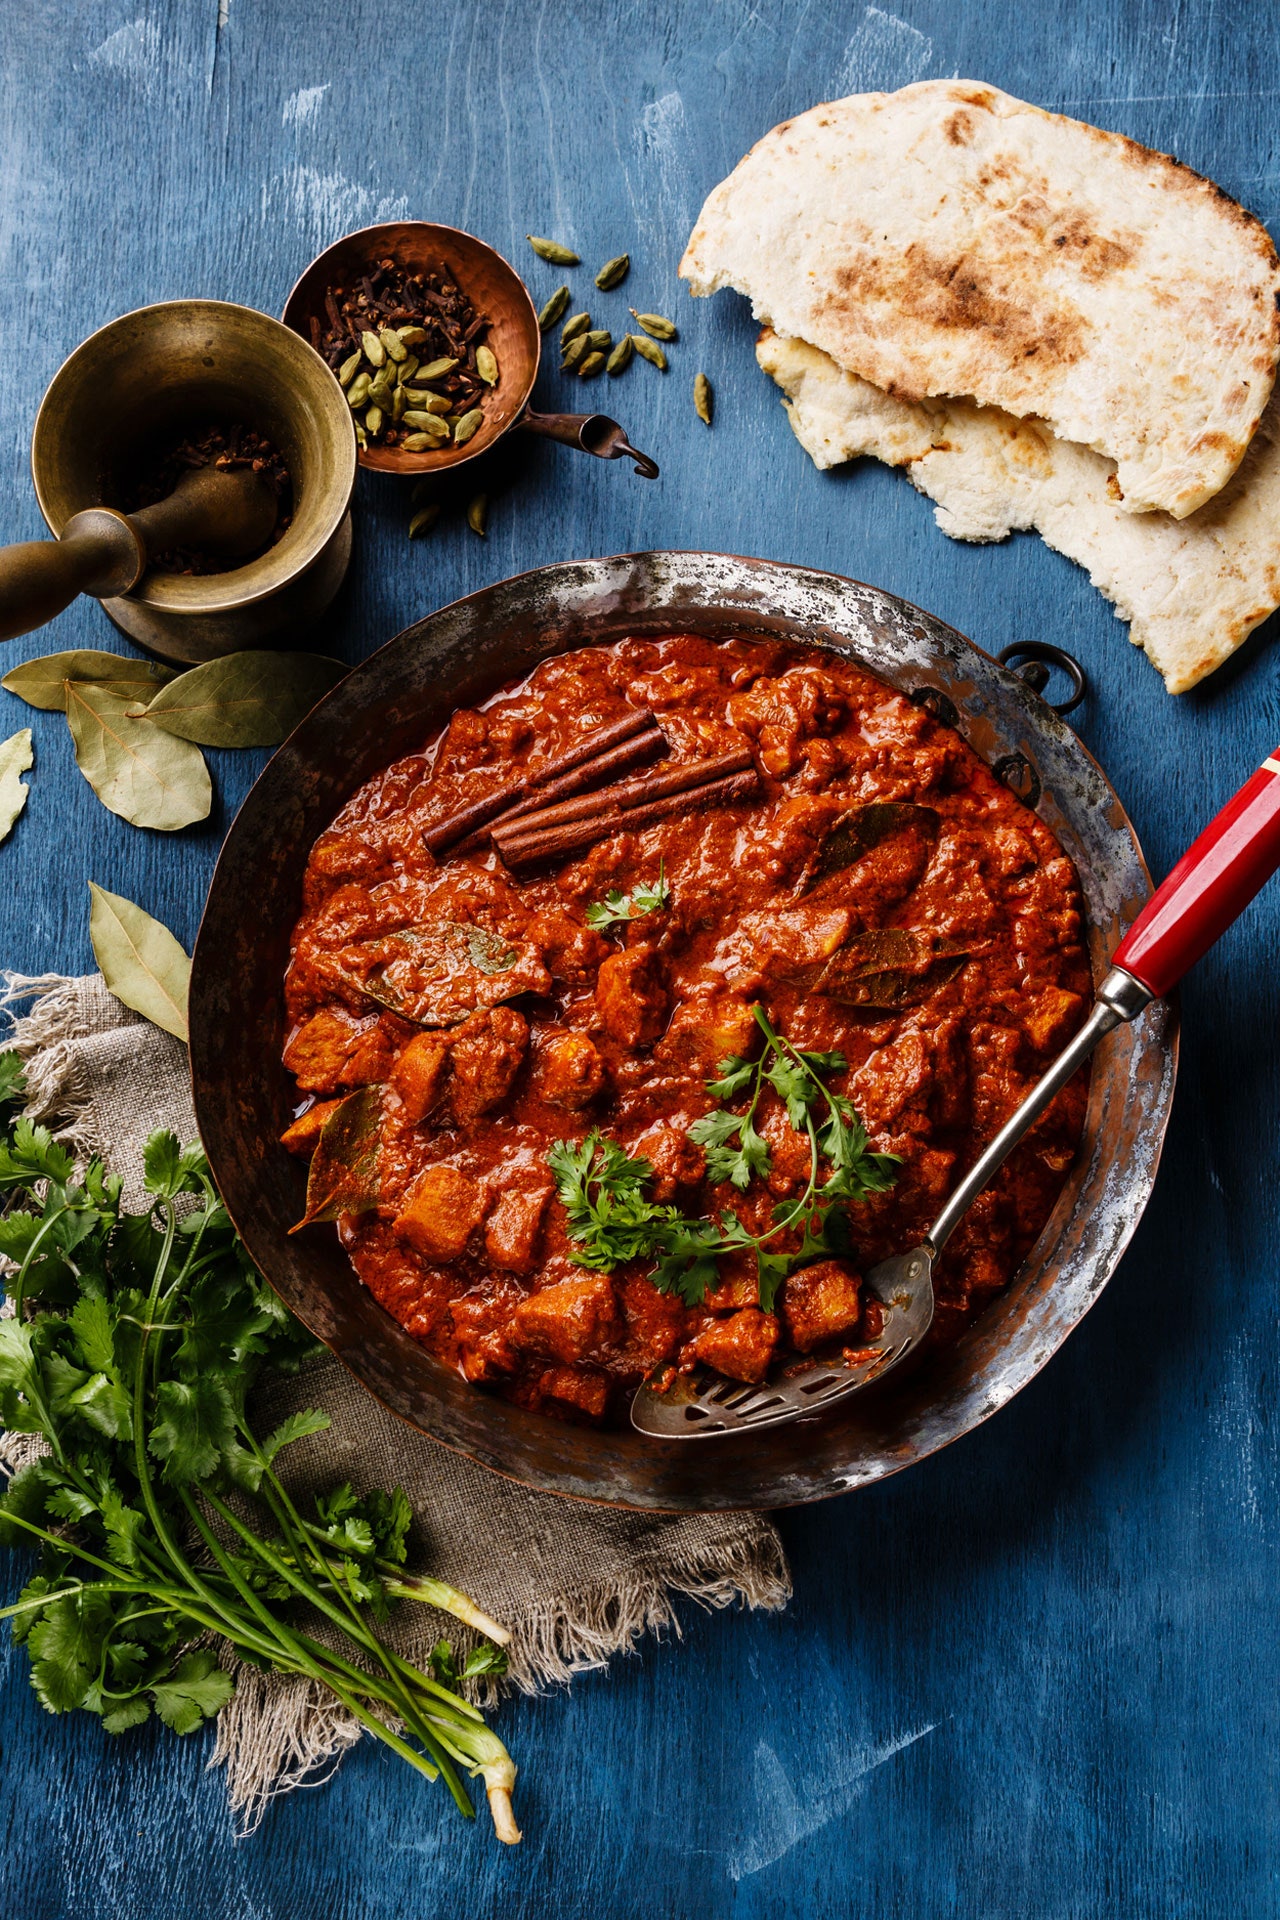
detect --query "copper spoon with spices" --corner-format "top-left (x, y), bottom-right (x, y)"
top-left (632, 743), bottom-right (1280, 1437)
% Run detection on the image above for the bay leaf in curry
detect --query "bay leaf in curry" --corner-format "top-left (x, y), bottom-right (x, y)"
top-left (134, 651), bottom-right (348, 748)
top-left (2, 650), bottom-right (176, 712)
top-left (88, 882), bottom-right (191, 1041)
top-left (814, 927), bottom-right (971, 1009)
top-left (334, 922), bottom-right (550, 1026)
top-left (295, 1085), bottom-right (386, 1227)
top-left (804, 801), bottom-right (940, 896)
top-left (0, 729), bottom-right (32, 844)
top-left (66, 682), bottom-right (211, 831)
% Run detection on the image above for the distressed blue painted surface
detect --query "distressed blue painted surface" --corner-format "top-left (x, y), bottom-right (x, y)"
top-left (1, 2), bottom-right (1279, 1914)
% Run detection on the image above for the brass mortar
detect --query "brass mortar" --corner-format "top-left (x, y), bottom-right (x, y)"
top-left (30, 300), bottom-right (357, 665)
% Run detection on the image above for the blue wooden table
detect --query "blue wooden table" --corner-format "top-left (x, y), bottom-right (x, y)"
top-left (2, 3), bottom-right (1279, 1914)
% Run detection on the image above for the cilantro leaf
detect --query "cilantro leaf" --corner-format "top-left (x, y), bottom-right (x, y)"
top-left (150, 1650), bottom-right (236, 1734)
top-left (584, 861), bottom-right (671, 930)
top-left (148, 1376), bottom-right (236, 1483)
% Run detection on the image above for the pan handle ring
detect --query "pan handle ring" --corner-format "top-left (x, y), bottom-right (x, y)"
top-left (998, 641), bottom-right (1087, 716)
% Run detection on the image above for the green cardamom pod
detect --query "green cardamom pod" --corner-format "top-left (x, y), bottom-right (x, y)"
top-left (606, 335), bottom-right (634, 375)
top-left (409, 504), bottom-right (440, 539)
top-left (354, 423), bottom-right (369, 449)
top-left (361, 330), bottom-right (386, 367)
top-left (391, 386), bottom-right (406, 423)
top-left (338, 350), bottom-right (362, 388)
top-left (397, 354), bottom-right (419, 385)
top-left (453, 408), bottom-right (485, 445)
top-left (403, 409), bottom-right (449, 430)
top-left (346, 371), bottom-right (373, 408)
top-left (397, 326), bottom-right (428, 347)
top-left (561, 311), bottom-right (591, 345)
top-left (594, 253), bottom-right (630, 290)
top-left (417, 357), bottom-right (458, 381)
top-left (380, 328), bottom-right (407, 363)
top-left (694, 372), bottom-right (713, 425)
top-left (527, 235), bottom-right (580, 265)
top-left (475, 345), bottom-right (499, 386)
top-left (365, 404), bottom-right (385, 437)
top-left (466, 492), bottom-right (488, 537)
top-left (585, 329), bottom-right (612, 351)
top-left (537, 286), bottom-right (571, 331)
top-left (368, 366), bottom-right (395, 404)
top-left (401, 432), bottom-right (437, 451)
top-left (630, 334), bottom-right (668, 371)
top-left (402, 390), bottom-right (453, 414)
top-left (561, 336), bottom-right (590, 371)
top-left (631, 311), bottom-right (678, 341)
top-left (577, 351), bottom-right (606, 380)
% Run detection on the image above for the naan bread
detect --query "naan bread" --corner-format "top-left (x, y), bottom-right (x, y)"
top-left (757, 329), bottom-right (1280, 694)
top-left (683, 82), bottom-right (1280, 519)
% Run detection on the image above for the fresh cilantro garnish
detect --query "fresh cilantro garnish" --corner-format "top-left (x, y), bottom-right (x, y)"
top-left (584, 861), bottom-right (671, 931)
top-left (548, 1009), bottom-right (898, 1313)
top-left (0, 1050), bottom-right (520, 1841)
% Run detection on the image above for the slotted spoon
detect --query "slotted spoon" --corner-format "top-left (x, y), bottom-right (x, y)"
top-left (632, 742), bottom-right (1280, 1439)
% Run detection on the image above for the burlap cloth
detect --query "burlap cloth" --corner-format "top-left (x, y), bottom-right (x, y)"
top-left (0, 974), bottom-right (788, 1829)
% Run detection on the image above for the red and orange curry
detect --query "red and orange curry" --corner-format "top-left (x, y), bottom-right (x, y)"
top-left (281, 634), bottom-right (1090, 1426)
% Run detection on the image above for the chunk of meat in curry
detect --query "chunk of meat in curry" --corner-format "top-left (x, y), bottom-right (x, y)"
top-left (282, 635), bottom-right (1090, 1425)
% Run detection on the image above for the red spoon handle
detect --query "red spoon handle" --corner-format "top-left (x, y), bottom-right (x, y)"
top-left (1114, 747), bottom-right (1280, 997)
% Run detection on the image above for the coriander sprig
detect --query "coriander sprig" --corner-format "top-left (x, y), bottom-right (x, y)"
top-left (0, 1057), bottom-right (521, 1842)
top-left (584, 861), bottom-right (670, 932)
top-left (547, 1007), bottom-right (898, 1311)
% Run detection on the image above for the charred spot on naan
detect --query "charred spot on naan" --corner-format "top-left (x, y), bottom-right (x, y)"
top-left (826, 245), bottom-right (1085, 372)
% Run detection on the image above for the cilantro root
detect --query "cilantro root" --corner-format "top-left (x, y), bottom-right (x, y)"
top-left (0, 1056), bottom-right (521, 1843)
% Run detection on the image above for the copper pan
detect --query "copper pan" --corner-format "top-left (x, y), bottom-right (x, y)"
top-left (189, 554), bottom-right (1177, 1511)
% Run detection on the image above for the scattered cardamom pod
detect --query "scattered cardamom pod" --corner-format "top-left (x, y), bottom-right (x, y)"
top-left (561, 311), bottom-right (591, 345)
top-left (402, 432), bottom-right (435, 451)
top-left (577, 351), bottom-right (606, 380)
top-left (606, 335), bottom-right (634, 375)
top-left (537, 286), bottom-right (571, 331)
top-left (631, 334), bottom-right (668, 371)
top-left (631, 311), bottom-right (678, 341)
top-left (453, 408), bottom-right (485, 445)
top-left (527, 235), bottom-right (580, 265)
top-left (380, 328), bottom-right (407, 363)
top-left (475, 345), bottom-right (499, 386)
top-left (408, 504), bottom-right (440, 540)
top-left (694, 372), bottom-right (713, 425)
top-left (346, 370), bottom-right (373, 408)
top-left (561, 336), bottom-right (590, 372)
top-left (595, 253), bottom-right (630, 291)
top-left (338, 350), bottom-right (362, 388)
top-left (365, 404), bottom-right (384, 437)
top-left (417, 357), bottom-right (458, 381)
top-left (466, 493), bottom-right (488, 537)
top-left (585, 329), bottom-right (612, 351)
top-left (361, 330), bottom-right (386, 367)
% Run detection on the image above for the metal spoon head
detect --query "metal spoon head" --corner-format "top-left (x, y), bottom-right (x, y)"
top-left (629, 1247), bottom-right (936, 1439)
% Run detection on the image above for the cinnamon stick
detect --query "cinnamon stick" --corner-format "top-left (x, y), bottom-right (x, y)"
top-left (422, 707), bottom-right (661, 855)
top-left (498, 766), bottom-right (762, 868)
top-left (452, 724), bottom-right (665, 855)
top-left (492, 748), bottom-right (755, 847)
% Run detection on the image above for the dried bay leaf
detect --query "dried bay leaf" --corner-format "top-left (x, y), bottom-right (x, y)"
top-left (294, 1085), bottom-right (386, 1228)
top-left (0, 729), bottom-right (33, 843)
top-left (134, 650), bottom-right (347, 749)
top-left (804, 802), bottom-right (940, 895)
top-left (332, 922), bottom-right (549, 1026)
top-left (88, 883), bottom-right (191, 1041)
top-left (815, 928), bottom-right (971, 1010)
top-left (66, 682), bottom-right (211, 831)
top-left (2, 650), bottom-right (176, 712)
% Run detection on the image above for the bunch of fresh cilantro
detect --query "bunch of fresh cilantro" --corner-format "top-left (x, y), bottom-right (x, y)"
top-left (549, 1006), bottom-right (899, 1311)
top-left (0, 1054), bottom-right (521, 1843)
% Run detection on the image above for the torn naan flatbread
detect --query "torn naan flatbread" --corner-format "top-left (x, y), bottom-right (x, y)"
top-left (683, 81), bottom-right (1280, 519)
top-left (757, 329), bottom-right (1280, 694)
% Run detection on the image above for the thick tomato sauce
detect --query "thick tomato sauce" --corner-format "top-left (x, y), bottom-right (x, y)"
top-left (282, 635), bottom-right (1091, 1425)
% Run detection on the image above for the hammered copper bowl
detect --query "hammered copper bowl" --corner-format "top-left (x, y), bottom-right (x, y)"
top-left (280, 221), bottom-right (538, 477)
top-left (189, 554), bottom-right (1177, 1512)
